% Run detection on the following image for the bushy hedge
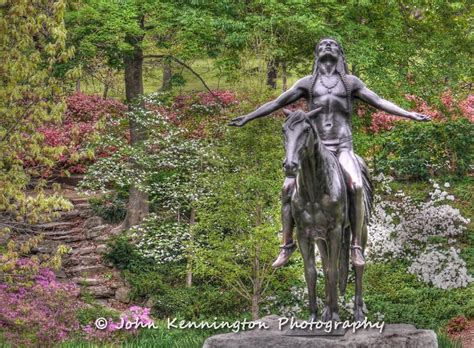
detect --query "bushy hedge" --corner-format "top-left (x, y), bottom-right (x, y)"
top-left (374, 119), bottom-right (472, 180)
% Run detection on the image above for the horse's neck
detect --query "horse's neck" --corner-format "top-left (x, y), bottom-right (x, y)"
top-left (297, 139), bottom-right (329, 202)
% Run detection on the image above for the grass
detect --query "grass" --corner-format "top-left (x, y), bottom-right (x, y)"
top-left (80, 58), bottom-right (301, 99)
top-left (58, 320), bottom-right (217, 348)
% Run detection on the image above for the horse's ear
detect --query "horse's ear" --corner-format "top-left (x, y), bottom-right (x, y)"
top-left (283, 109), bottom-right (292, 117)
top-left (307, 106), bottom-right (322, 119)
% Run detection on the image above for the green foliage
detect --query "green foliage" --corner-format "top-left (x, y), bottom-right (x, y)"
top-left (0, 0), bottom-right (75, 225)
top-left (437, 333), bottom-right (463, 348)
top-left (375, 119), bottom-right (473, 180)
top-left (103, 236), bottom-right (145, 271)
top-left (152, 285), bottom-right (244, 319)
top-left (89, 193), bottom-right (127, 224)
top-left (364, 262), bottom-right (474, 330)
top-left (76, 305), bottom-right (120, 326)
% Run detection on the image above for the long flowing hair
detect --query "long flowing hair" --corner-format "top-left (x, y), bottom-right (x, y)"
top-left (309, 38), bottom-right (352, 112)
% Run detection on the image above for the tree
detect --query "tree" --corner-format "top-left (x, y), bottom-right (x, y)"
top-left (194, 118), bottom-right (285, 319)
top-left (0, 0), bottom-right (75, 229)
top-left (66, 0), bottom-right (234, 230)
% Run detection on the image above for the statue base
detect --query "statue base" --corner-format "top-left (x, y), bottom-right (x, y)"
top-left (203, 315), bottom-right (437, 348)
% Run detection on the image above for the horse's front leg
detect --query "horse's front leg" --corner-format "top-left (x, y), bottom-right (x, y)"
top-left (297, 232), bottom-right (317, 321)
top-left (326, 226), bottom-right (342, 322)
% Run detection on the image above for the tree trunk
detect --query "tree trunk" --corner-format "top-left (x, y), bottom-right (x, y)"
top-left (281, 61), bottom-right (287, 91)
top-left (75, 79), bottom-right (81, 92)
top-left (186, 207), bottom-right (196, 288)
top-left (103, 83), bottom-right (109, 99)
top-left (251, 243), bottom-right (261, 320)
top-left (266, 59), bottom-right (278, 89)
top-left (161, 63), bottom-right (172, 91)
top-left (114, 20), bottom-right (149, 233)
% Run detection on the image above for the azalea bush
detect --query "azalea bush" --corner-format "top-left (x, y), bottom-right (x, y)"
top-left (367, 175), bottom-right (472, 289)
top-left (34, 92), bottom-right (126, 177)
top-left (81, 305), bottom-right (154, 344)
top-left (0, 265), bottom-right (81, 347)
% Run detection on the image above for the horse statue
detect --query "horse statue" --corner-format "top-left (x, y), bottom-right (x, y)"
top-left (282, 108), bottom-right (372, 322)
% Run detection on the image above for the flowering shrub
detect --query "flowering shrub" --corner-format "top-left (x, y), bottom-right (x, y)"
top-left (35, 93), bottom-right (126, 176)
top-left (173, 90), bottom-right (238, 117)
top-left (0, 267), bottom-right (81, 346)
top-left (367, 175), bottom-right (472, 289)
top-left (127, 215), bottom-right (190, 264)
top-left (446, 316), bottom-right (468, 334)
top-left (360, 92), bottom-right (473, 135)
top-left (82, 306), bottom-right (154, 343)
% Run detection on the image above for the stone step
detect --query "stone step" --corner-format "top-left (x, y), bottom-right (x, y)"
top-left (70, 197), bottom-right (89, 205)
top-left (80, 255), bottom-right (102, 266)
top-left (68, 265), bottom-right (108, 277)
top-left (44, 229), bottom-right (80, 237)
top-left (85, 225), bottom-right (110, 240)
top-left (35, 221), bottom-right (78, 230)
top-left (60, 209), bottom-right (81, 220)
top-left (50, 233), bottom-right (86, 243)
top-left (83, 285), bottom-right (115, 298)
top-left (74, 277), bottom-right (106, 287)
top-left (72, 246), bottom-right (97, 256)
top-left (75, 203), bottom-right (91, 210)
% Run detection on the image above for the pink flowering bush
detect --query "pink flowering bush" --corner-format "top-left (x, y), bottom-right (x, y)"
top-left (0, 266), bottom-right (82, 347)
top-left (33, 93), bottom-right (126, 177)
top-left (361, 92), bottom-right (473, 134)
top-left (82, 306), bottom-right (154, 343)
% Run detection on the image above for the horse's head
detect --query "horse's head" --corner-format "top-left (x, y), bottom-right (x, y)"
top-left (282, 108), bottom-right (320, 177)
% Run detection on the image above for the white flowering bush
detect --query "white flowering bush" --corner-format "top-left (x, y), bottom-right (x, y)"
top-left (367, 174), bottom-right (472, 289)
top-left (127, 214), bottom-right (190, 264)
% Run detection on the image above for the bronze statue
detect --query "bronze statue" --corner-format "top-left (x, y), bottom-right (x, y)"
top-left (229, 38), bottom-right (430, 321)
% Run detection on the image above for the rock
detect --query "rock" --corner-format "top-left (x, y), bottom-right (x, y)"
top-left (0, 231), bottom-right (11, 244)
top-left (203, 315), bottom-right (438, 348)
top-left (85, 225), bottom-right (109, 240)
top-left (85, 285), bottom-right (114, 298)
top-left (96, 244), bottom-right (108, 254)
top-left (145, 297), bottom-right (155, 308)
top-left (83, 216), bottom-right (104, 229)
top-left (36, 221), bottom-right (77, 230)
top-left (115, 286), bottom-right (131, 304)
top-left (75, 278), bottom-right (105, 287)
top-left (73, 246), bottom-right (97, 256)
top-left (69, 265), bottom-right (107, 276)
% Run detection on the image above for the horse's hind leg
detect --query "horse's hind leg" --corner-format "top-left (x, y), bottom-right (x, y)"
top-left (298, 234), bottom-right (317, 321)
top-left (354, 223), bottom-right (368, 322)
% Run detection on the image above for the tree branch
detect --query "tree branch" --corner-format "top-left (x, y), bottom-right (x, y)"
top-left (143, 54), bottom-right (223, 105)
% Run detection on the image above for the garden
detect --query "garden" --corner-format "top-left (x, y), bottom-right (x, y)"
top-left (0, 1), bottom-right (473, 347)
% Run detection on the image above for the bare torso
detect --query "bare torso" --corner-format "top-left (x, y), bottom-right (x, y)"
top-left (310, 75), bottom-right (352, 142)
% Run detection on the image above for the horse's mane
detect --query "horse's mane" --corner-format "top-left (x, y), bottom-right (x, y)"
top-left (283, 110), bottom-right (344, 198)
top-left (283, 109), bottom-right (306, 131)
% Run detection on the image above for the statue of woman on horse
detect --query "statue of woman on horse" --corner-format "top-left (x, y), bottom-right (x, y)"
top-left (229, 38), bottom-right (430, 321)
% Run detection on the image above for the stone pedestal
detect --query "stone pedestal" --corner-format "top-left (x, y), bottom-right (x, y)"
top-left (203, 315), bottom-right (437, 348)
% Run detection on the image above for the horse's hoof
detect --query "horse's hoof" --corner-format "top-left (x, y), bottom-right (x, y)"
top-left (321, 307), bottom-right (331, 322)
top-left (354, 308), bottom-right (365, 322)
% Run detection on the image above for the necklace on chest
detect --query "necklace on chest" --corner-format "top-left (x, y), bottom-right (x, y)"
top-left (319, 75), bottom-right (339, 94)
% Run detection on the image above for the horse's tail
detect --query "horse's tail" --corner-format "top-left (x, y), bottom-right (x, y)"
top-left (339, 154), bottom-right (373, 296)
